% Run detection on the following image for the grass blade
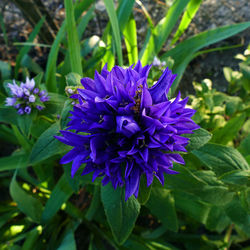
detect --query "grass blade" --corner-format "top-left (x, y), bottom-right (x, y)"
top-left (42, 173), bottom-right (74, 223)
top-left (141, 0), bottom-right (189, 65)
top-left (117, 0), bottom-right (135, 31)
top-left (123, 15), bottom-right (138, 65)
top-left (77, 5), bottom-right (95, 39)
top-left (161, 22), bottom-right (250, 93)
top-left (103, 0), bottom-right (123, 66)
top-left (14, 17), bottom-right (45, 78)
top-left (10, 171), bottom-right (43, 223)
top-left (171, 0), bottom-right (203, 45)
top-left (45, 1), bottom-right (94, 92)
top-left (64, 0), bottom-right (83, 75)
top-left (45, 22), bottom-right (66, 92)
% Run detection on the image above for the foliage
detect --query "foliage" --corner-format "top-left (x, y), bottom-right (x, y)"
top-left (0, 0), bottom-right (249, 249)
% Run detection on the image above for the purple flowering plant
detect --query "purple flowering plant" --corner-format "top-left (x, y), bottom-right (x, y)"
top-left (56, 61), bottom-right (199, 200)
top-left (5, 77), bottom-right (49, 115)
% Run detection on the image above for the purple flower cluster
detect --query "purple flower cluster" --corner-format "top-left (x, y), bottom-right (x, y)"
top-left (56, 62), bottom-right (199, 200)
top-left (5, 77), bottom-right (49, 115)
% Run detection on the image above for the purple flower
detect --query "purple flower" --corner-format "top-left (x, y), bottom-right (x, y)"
top-left (39, 90), bottom-right (46, 97)
top-left (152, 56), bottom-right (161, 67)
top-left (24, 77), bottom-right (35, 90)
top-left (24, 106), bottom-right (31, 114)
top-left (5, 97), bottom-right (16, 106)
top-left (29, 95), bottom-right (36, 103)
top-left (40, 95), bottom-right (49, 102)
top-left (17, 108), bottom-right (24, 115)
top-left (56, 62), bottom-right (199, 200)
top-left (33, 88), bottom-right (39, 94)
top-left (5, 77), bottom-right (49, 115)
top-left (8, 82), bottom-right (23, 98)
top-left (36, 105), bottom-right (44, 111)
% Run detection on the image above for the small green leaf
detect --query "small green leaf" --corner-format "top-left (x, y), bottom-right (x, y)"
top-left (10, 172), bottom-right (43, 223)
top-left (101, 183), bottom-right (140, 245)
top-left (211, 113), bottom-right (246, 145)
top-left (30, 122), bottom-right (69, 164)
top-left (219, 170), bottom-right (250, 186)
top-left (184, 128), bottom-right (212, 151)
top-left (146, 187), bottom-right (178, 232)
top-left (192, 143), bottom-right (250, 175)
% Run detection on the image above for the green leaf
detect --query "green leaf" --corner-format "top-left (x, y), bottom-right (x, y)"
top-left (15, 17), bottom-right (45, 78)
top-left (219, 170), bottom-right (250, 186)
top-left (21, 55), bottom-right (43, 74)
top-left (85, 185), bottom-right (101, 221)
top-left (192, 143), bottom-right (250, 175)
top-left (171, 0), bottom-right (203, 45)
top-left (174, 190), bottom-right (211, 224)
top-left (211, 113), bottom-right (246, 145)
top-left (238, 134), bottom-right (250, 157)
top-left (184, 128), bottom-right (212, 151)
top-left (195, 186), bottom-right (234, 206)
top-left (57, 229), bottom-right (76, 250)
top-left (224, 198), bottom-right (250, 236)
top-left (0, 153), bottom-right (29, 172)
top-left (137, 174), bottom-right (152, 205)
top-left (10, 172), bottom-right (43, 223)
top-left (30, 122), bottom-right (69, 164)
top-left (17, 111), bottom-right (36, 137)
top-left (103, 0), bottom-right (123, 65)
top-left (162, 22), bottom-right (250, 92)
top-left (60, 100), bottom-right (73, 129)
top-left (123, 15), bottom-right (138, 65)
top-left (33, 72), bottom-right (44, 87)
top-left (0, 107), bottom-right (18, 125)
top-left (205, 206), bottom-right (230, 232)
top-left (146, 187), bottom-right (178, 232)
top-left (42, 173), bottom-right (74, 223)
top-left (64, 0), bottom-right (83, 75)
top-left (0, 60), bottom-right (11, 80)
top-left (21, 227), bottom-right (41, 250)
top-left (101, 183), bottom-right (140, 245)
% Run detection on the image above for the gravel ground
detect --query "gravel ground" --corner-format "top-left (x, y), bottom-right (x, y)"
top-left (0, 0), bottom-right (249, 92)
